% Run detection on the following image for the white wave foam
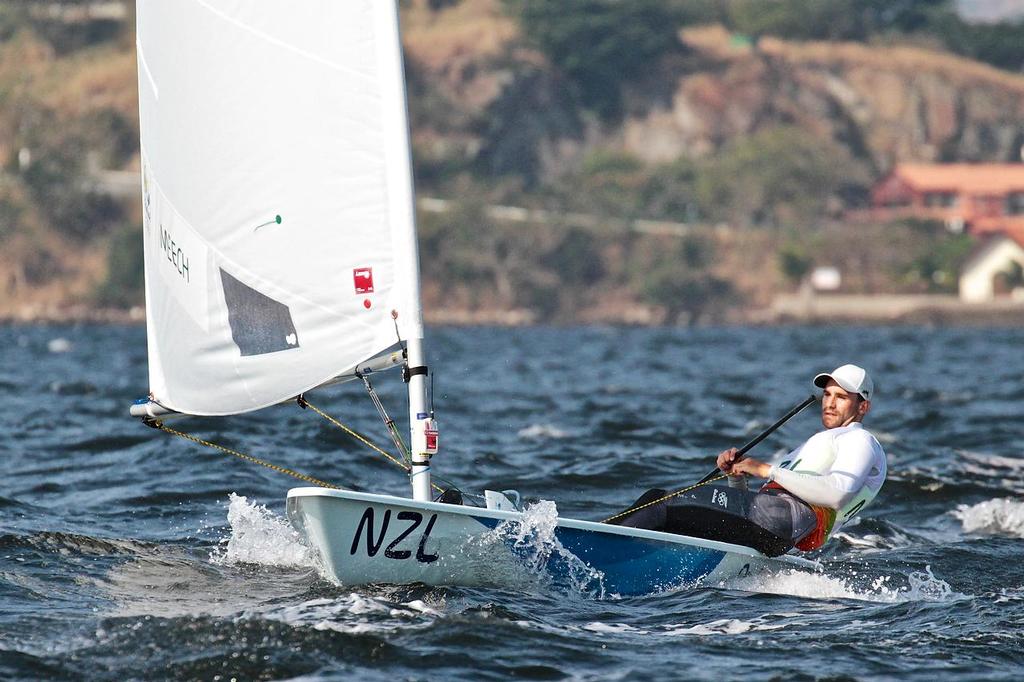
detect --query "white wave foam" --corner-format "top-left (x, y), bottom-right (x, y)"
top-left (666, 618), bottom-right (759, 636)
top-left (727, 566), bottom-right (962, 603)
top-left (994, 586), bottom-right (1024, 604)
top-left (259, 593), bottom-right (443, 635)
top-left (516, 424), bottom-right (570, 439)
top-left (952, 498), bottom-right (1024, 538)
top-left (959, 450), bottom-right (1024, 472)
top-left (581, 612), bottom-right (805, 639)
top-left (210, 493), bottom-right (317, 569)
top-left (582, 622), bottom-right (645, 635)
top-left (47, 337), bottom-right (72, 353)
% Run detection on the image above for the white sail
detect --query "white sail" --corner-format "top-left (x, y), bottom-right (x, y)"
top-left (136, 1), bottom-right (423, 416)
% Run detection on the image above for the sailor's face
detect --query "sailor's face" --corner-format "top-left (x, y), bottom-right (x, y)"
top-left (821, 380), bottom-right (869, 429)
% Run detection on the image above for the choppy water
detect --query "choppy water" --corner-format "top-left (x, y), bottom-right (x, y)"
top-left (2, 324), bottom-right (1023, 680)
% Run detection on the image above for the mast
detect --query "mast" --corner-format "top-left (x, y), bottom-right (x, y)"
top-left (378, 1), bottom-right (434, 501)
top-left (406, 337), bottom-right (433, 501)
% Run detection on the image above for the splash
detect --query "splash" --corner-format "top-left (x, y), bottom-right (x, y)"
top-left (952, 498), bottom-right (1024, 538)
top-left (479, 500), bottom-right (607, 598)
top-left (727, 565), bottom-right (962, 603)
top-left (210, 493), bottom-right (317, 569)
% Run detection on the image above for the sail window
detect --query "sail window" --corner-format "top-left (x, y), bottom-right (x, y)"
top-left (219, 268), bottom-right (300, 356)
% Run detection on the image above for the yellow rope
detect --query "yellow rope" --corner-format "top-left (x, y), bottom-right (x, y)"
top-left (153, 421), bottom-right (343, 489)
top-left (300, 399), bottom-right (412, 473)
top-left (602, 473), bottom-right (728, 524)
top-left (300, 398), bottom-right (445, 494)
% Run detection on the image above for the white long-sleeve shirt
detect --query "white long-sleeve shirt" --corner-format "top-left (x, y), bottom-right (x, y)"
top-left (767, 423), bottom-right (886, 515)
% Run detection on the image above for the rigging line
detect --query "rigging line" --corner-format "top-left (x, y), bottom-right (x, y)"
top-left (358, 373), bottom-right (412, 464)
top-left (146, 419), bottom-right (343, 490)
top-left (297, 396), bottom-right (411, 473)
top-left (390, 309), bottom-right (403, 346)
top-left (429, 371), bottom-right (435, 417)
top-left (297, 396), bottom-right (446, 495)
top-left (601, 474), bottom-right (728, 524)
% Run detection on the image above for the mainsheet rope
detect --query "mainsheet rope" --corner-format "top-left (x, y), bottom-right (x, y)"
top-left (146, 419), bottom-right (343, 490)
top-left (145, 398), bottom-right (444, 495)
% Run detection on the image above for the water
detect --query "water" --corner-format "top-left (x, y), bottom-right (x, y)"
top-left (3, 324), bottom-right (1023, 680)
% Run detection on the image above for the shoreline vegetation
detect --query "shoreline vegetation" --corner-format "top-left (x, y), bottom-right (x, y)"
top-left (7, 294), bottom-right (1024, 327)
top-left (4, 2), bottom-right (1024, 327)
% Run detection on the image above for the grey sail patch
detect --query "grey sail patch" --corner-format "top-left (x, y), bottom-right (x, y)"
top-left (219, 268), bottom-right (299, 356)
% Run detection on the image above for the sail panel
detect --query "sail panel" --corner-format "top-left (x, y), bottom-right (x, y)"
top-left (137, 1), bottom-right (422, 415)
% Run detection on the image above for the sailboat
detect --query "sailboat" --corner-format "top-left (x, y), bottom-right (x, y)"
top-left (129, 1), bottom-right (818, 596)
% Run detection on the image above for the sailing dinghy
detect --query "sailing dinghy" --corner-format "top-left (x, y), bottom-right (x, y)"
top-left (130, 0), bottom-right (818, 596)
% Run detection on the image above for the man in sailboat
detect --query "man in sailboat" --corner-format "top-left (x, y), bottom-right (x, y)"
top-left (614, 364), bottom-right (887, 556)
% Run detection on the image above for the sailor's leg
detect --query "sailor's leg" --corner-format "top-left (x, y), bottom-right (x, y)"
top-left (748, 492), bottom-right (818, 550)
top-left (610, 488), bottom-right (669, 529)
top-left (663, 485), bottom-right (795, 556)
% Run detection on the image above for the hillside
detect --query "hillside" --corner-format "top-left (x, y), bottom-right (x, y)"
top-left (0, 1), bottom-right (1022, 323)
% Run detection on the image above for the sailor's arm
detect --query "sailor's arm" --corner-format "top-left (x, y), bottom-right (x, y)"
top-left (766, 464), bottom-right (863, 508)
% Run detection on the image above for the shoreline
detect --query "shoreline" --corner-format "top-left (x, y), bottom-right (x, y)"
top-left (5, 295), bottom-right (1024, 327)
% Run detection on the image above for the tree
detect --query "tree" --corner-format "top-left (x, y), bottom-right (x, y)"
top-left (695, 126), bottom-right (852, 227)
top-left (95, 225), bottom-right (144, 307)
top-left (16, 103), bottom-right (125, 240)
top-left (639, 235), bottom-right (734, 325)
top-left (506, 0), bottom-right (692, 120)
top-left (778, 243), bottom-right (813, 287)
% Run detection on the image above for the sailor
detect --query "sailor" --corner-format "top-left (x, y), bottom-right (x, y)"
top-left (613, 364), bottom-right (887, 556)
top-left (718, 363), bottom-right (887, 551)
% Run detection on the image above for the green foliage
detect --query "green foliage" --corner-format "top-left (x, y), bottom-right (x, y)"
top-left (778, 242), bottom-right (813, 285)
top-left (419, 198), bottom-right (496, 285)
top-left (476, 66), bottom-right (582, 185)
top-left (572, 150), bottom-right (648, 218)
top-left (16, 103), bottom-right (125, 240)
top-left (725, 0), bottom-right (950, 42)
top-left (505, 0), bottom-right (698, 120)
top-left (0, 0), bottom-right (126, 55)
top-left (640, 158), bottom-right (700, 222)
top-left (904, 231), bottom-right (974, 292)
top-left (895, 216), bottom-right (947, 233)
top-left (718, 0), bottom-right (1024, 74)
top-left (541, 227), bottom-right (605, 286)
top-left (0, 3), bottom-right (28, 41)
top-left (638, 235), bottom-right (734, 324)
top-left (76, 108), bottom-right (138, 169)
top-left (927, 12), bottom-right (1024, 72)
top-left (556, 151), bottom-right (700, 224)
top-left (94, 224), bottom-right (144, 307)
top-left (0, 186), bottom-right (22, 242)
top-left (694, 126), bottom-right (850, 227)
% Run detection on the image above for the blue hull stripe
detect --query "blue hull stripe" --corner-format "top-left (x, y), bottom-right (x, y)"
top-left (474, 516), bottom-right (727, 595)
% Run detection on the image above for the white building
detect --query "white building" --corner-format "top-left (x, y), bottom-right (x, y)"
top-left (959, 233), bottom-right (1024, 302)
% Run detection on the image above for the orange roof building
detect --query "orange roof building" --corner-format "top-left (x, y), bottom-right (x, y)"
top-left (871, 163), bottom-right (1024, 239)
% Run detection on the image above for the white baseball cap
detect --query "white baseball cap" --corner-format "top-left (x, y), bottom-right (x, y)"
top-left (813, 364), bottom-right (873, 400)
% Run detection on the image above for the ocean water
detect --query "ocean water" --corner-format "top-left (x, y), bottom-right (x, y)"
top-left (2, 324), bottom-right (1023, 680)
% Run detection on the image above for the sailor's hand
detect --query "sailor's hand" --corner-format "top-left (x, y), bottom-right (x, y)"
top-left (730, 457), bottom-right (772, 479)
top-left (717, 448), bottom-right (739, 474)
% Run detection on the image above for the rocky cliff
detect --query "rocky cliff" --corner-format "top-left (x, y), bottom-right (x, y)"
top-left (403, 6), bottom-right (1024, 188)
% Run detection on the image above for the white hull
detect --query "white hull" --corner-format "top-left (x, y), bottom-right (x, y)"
top-left (287, 488), bottom-right (819, 596)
